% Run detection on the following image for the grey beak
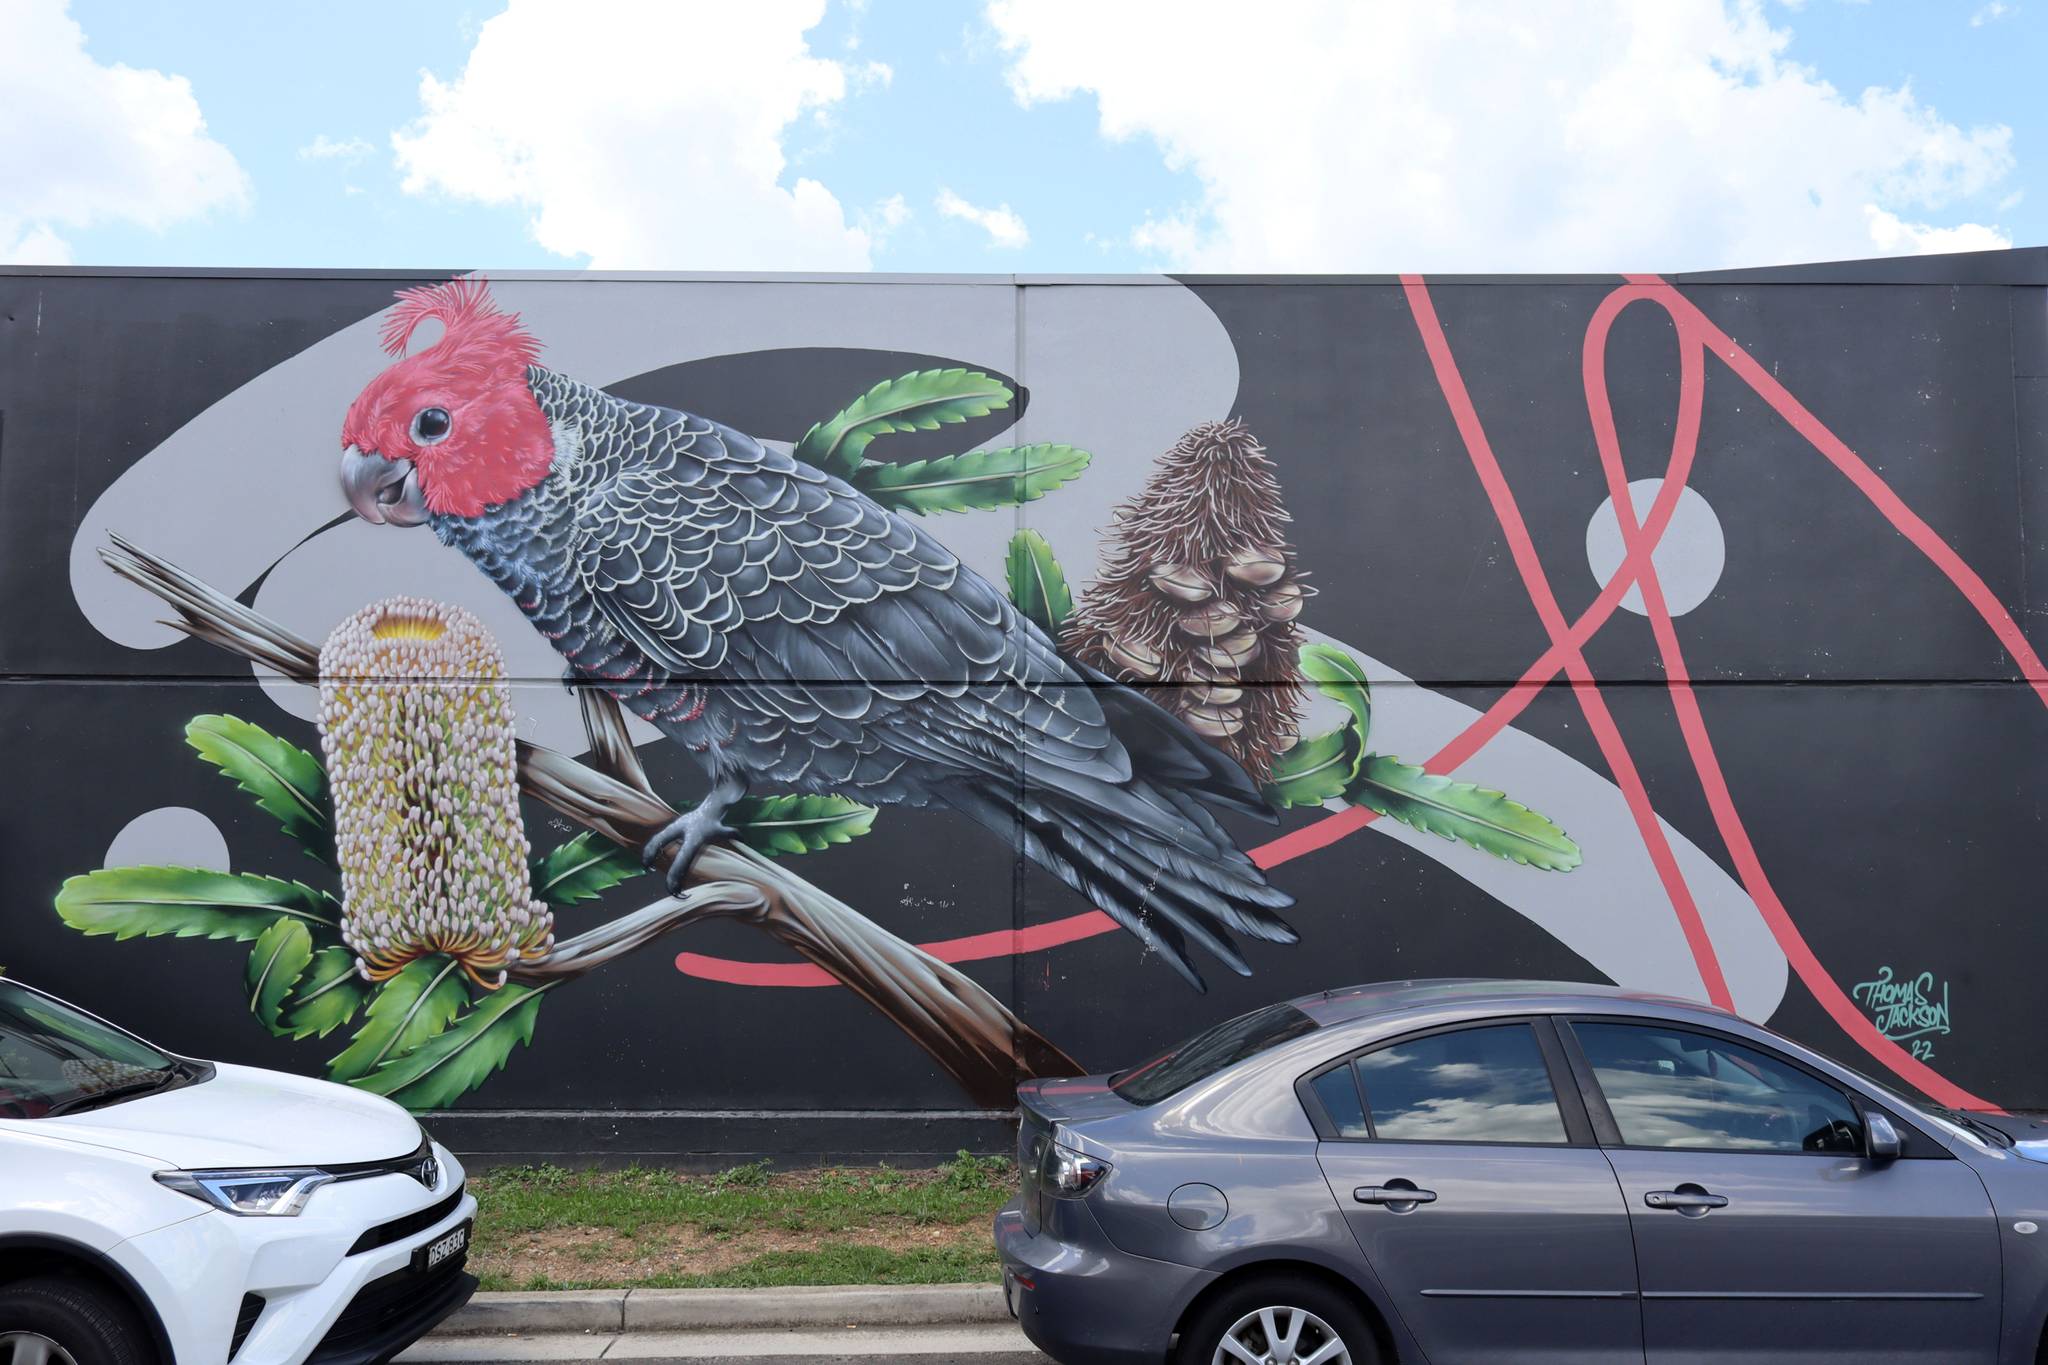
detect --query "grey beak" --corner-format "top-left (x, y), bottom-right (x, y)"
top-left (341, 446), bottom-right (429, 527)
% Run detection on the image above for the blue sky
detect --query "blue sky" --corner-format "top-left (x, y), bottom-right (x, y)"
top-left (7, 0), bottom-right (2044, 274)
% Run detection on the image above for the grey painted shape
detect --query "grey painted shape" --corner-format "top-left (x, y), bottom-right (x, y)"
top-left (102, 805), bottom-right (230, 872)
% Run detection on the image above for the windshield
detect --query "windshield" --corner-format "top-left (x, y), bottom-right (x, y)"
top-left (1112, 1002), bottom-right (1321, 1105)
top-left (0, 981), bottom-right (188, 1119)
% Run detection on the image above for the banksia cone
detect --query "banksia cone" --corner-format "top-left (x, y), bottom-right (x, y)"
top-left (318, 596), bottom-right (553, 988)
top-left (1064, 419), bottom-right (1308, 783)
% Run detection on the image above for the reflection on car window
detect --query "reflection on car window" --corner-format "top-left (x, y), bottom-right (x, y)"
top-left (1112, 1003), bottom-right (1321, 1105)
top-left (1310, 1065), bottom-right (1370, 1138)
top-left (0, 982), bottom-right (179, 1119)
top-left (1575, 1022), bottom-right (1865, 1154)
top-left (1353, 1024), bottom-right (1567, 1144)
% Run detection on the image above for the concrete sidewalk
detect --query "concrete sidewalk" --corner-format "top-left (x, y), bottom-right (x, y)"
top-left (399, 1284), bottom-right (1049, 1363)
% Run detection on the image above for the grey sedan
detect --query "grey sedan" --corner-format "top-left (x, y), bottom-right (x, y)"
top-left (994, 979), bottom-right (2048, 1365)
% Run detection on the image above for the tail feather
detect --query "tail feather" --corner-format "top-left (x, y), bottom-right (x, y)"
top-left (958, 776), bottom-right (1296, 991)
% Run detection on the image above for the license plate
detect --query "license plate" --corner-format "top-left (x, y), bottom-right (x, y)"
top-left (413, 1219), bottom-right (471, 1273)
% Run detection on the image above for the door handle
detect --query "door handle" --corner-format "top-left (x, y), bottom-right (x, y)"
top-left (1645, 1187), bottom-right (1729, 1215)
top-left (1354, 1183), bottom-right (1438, 1208)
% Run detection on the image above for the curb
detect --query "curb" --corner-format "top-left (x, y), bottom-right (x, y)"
top-left (438, 1283), bottom-right (1011, 1337)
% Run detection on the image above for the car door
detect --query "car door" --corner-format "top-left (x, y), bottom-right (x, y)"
top-left (1562, 1018), bottom-right (2001, 1365)
top-left (1307, 1018), bottom-right (1644, 1365)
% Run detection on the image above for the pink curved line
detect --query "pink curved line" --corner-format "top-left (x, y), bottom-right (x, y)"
top-left (1401, 277), bottom-right (1735, 1010)
top-left (1590, 278), bottom-right (2009, 1109)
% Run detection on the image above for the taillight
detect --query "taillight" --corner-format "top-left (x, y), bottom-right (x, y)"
top-left (1044, 1141), bottom-right (1111, 1198)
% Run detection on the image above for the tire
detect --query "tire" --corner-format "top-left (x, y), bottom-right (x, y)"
top-left (0, 1277), bottom-right (152, 1365)
top-left (1174, 1272), bottom-right (1381, 1365)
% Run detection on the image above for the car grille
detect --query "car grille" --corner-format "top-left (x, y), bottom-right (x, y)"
top-left (346, 1185), bottom-right (465, 1256)
top-left (229, 1293), bottom-right (264, 1359)
top-left (307, 1246), bottom-right (471, 1365)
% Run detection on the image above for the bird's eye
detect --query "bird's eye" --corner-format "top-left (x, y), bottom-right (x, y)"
top-left (411, 407), bottom-right (452, 445)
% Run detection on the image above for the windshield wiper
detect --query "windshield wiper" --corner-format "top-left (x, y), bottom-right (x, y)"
top-left (1934, 1107), bottom-right (2014, 1147)
top-left (44, 1071), bottom-right (179, 1117)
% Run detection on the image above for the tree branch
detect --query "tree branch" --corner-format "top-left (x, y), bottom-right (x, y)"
top-left (99, 537), bottom-right (1082, 1104)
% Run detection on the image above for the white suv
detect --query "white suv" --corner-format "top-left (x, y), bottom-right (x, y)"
top-left (0, 979), bottom-right (477, 1365)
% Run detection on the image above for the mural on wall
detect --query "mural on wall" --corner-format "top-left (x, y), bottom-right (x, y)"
top-left (10, 258), bottom-right (2048, 1142)
top-left (50, 278), bottom-right (1578, 1110)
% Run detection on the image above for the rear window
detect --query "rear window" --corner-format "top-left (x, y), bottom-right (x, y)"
top-left (1111, 1002), bottom-right (1320, 1105)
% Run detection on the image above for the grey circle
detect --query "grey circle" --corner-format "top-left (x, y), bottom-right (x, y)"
top-left (104, 806), bottom-right (232, 872)
top-left (1585, 477), bottom-right (1727, 617)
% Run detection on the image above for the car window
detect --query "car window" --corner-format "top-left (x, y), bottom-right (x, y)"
top-left (1309, 1065), bottom-right (1370, 1138)
top-left (0, 982), bottom-right (182, 1119)
top-left (1574, 1022), bottom-right (1865, 1154)
top-left (1111, 1002), bottom-right (1321, 1105)
top-left (1347, 1023), bottom-right (1569, 1144)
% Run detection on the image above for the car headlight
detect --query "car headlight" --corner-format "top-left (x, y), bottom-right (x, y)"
top-left (154, 1168), bottom-right (334, 1216)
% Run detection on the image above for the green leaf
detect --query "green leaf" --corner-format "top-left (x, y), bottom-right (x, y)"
top-left (730, 794), bottom-right (878, 856)
top-left (328, 957), bottom-right (470, 1082)
top-left (56, 867), bottom-right (337, 943)
top-left (1298, 645), bottom-right (1372, 754)
top-left (1260, 645), bottom-right (1376, 810)
top-left (246, 917), bottom-right (315, 1034)
top-left (352, 983), bottom-right (551, 1112)
top-left (794, 369), bottom-right (1014, 477)
top-left (530, 832), bottom-right (645, 908)
top-left (185, 715), bottom-right (332, 863)
top-left (1262, 729), bottom-right (1359, 810)
top-left (1347, 755), bottom-right (1583, 871)
top-left (282, 947), bottom-right (370, 1040)
top-left (1005, 531), bottom-right (1074, 636)
top-left (852, 444), bottom-right (1091, 516)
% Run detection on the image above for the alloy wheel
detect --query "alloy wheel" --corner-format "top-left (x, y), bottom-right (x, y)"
top-left (0, 1333), bottom-right (79, 1365)
top-left (1211, 1304), bottom-right (1352, 1365)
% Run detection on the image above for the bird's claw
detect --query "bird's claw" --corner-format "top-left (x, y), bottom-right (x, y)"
top-left (641, 809), bottom-right (737, 894)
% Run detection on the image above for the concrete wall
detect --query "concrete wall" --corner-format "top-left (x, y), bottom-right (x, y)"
top-left (3, 254), bottom-right (2044, 1163)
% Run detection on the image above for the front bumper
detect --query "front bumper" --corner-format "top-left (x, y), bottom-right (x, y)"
top-left (110, 1142), bottom-right (476, 1365)
top-left (994, 1197), bottom-right (1213, 1365)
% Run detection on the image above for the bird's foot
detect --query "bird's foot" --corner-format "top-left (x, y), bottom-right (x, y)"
top-left (641, 805), bottom-right (738, 894)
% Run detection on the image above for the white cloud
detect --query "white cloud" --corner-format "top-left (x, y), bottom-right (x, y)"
top-left (1863, 206), bottom-right (2009, 254)
top-left (1971, 2), bottom-right (2014, 24)
top-left (393, 0), bottom-right (881, 270)
top-left (0, 0), bottom-right (248, 264)
top-left (299, 134), bottom-right (374, 163)
top-left (934, 187), bottom-right (1030, 248)
top-left (986, 0), bottom-right (2016, 273)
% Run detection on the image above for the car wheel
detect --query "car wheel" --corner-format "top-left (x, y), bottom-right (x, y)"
top-left (0, 1278), bottom-right (151, 1365)
top-left (1176, 1274), bottom-right (1379, 1365)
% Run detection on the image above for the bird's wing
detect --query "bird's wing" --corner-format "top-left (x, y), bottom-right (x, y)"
top-left (568, 396), bottom-right (1131, 785)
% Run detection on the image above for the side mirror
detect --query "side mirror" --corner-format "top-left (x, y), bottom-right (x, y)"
top-left (1865, 1111), bottom-right (1902, 1162)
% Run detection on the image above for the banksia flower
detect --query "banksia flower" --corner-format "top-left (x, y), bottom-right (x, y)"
top-left (1064, 419), bottom-right (1309, 784)
top-left (317, 596), bottom-right (553, 988)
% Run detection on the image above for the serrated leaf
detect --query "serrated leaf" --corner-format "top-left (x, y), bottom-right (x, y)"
top-left (730, 793), bottom-right (878, 856)
top-left (56, 867), bottom-right (337, 943)
top-left (328, 957), bottom-right (469, 1082)
top-left (530, 832), bottom-right (646, 907)
top-left (352, 983), bottom-right (551, 1112)
top-left (282, 947), bottom-right (370, 1040)
top-left (795, 369), bottom-right (1014, 477)
top-left (1299, 645), bottom-right (1372, 756)
top-left (1262, 729), bottom-right (1359, 810)
top-left (1347, 755), bottom-right (1583, 871)
top-left (1006, 531), bottom-right (1074, 636)
top-left (186, 715), bottom-right (332, 863)
top-left (246, 917), bottom-right (315, 1034)
top-left (853, 444), bottom-right (1091, 516)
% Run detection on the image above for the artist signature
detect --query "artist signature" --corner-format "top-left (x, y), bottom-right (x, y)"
top-left (1852, 967), bottom-right (1952, 1061)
